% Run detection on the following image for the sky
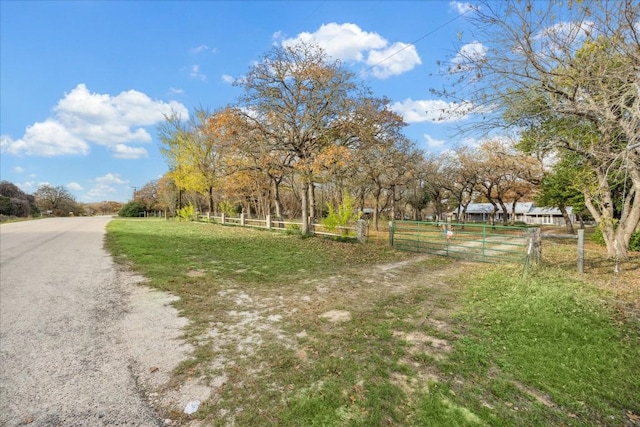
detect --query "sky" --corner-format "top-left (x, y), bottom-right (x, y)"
top-left (1, 1), bottom-right (483, 203)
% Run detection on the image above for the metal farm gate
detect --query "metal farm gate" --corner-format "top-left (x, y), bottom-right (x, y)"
top-left (389, 221), bottom-right (531, 264)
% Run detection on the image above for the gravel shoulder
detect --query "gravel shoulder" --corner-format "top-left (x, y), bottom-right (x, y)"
top-left (0, 217), bottom-right (190, 427)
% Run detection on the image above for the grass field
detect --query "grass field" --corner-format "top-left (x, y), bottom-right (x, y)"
top-left (106, 219), bottom-right (640, 426)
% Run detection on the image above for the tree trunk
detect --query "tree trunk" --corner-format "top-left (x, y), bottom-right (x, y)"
top-left (498, 200), bottom-right (509, 226)
top-left (301, 181), bottom-right (310, 235)
top-left (273, 178), bottom-right (283, 220)
top-left (373, 187), bottom-right (382, 231)
top-left (559, 205), bottom-right (574, 234)
top-left (309, 183), bottom-right (316, 221)
top-left (208, 186), bottom-right (214, 214)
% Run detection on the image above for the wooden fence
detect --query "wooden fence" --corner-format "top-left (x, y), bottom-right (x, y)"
top-left (196, 213), bottom-right (368, 242)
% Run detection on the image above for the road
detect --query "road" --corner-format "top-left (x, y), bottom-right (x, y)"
top-left (0, 217), bottom-right (162, 427)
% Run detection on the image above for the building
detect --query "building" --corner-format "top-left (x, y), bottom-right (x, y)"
top-left (454, 202), bottom-right (575, 225)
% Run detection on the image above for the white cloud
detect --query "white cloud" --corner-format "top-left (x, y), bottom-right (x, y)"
top-left (190, 65), bottom-right (207, 81)
top-left (449, 1), bottom-right (478, 15)
top-left (96, 173), bottom-right (127, 185)
top-left (390, 98), bottom-right (474, 123)
top-left (221, 74), bottom-right (234, 84)
top-left (190, 44), bottom-right (216, 54)
top-left (112, 144), bottom-right (149, 159)
top-left (170, 87), bottom-right (185, 94)
top-left (86, 184), bottom-right (118, 199)
top-left (67, 182), bottom-right (83, 191)
top-left (535, 21), bottom-right (595, 55)
top-left (13, 166), bottom-right (24, 173)
top-left (1, 121), bottom-right (89, 156)
top-left (424, 134), bottom-right (446, 149)
top-left (0, 84), bottom-right (188, 158)
top-left (86, 173), bottom-right (128, 200)
top-left (367, 42), bottom-right (421, 79)
top-left (281, 22), bottom-right (421, 78)
top-left (450, 41), bottom-right (487, 73)
top-left (16, 181), bottom-right (38, 192)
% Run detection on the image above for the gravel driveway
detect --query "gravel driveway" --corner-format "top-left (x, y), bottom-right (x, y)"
top-left (0, 217), bottom-right (187, 427)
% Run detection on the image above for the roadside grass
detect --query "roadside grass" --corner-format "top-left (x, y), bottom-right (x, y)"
top-left (106, 219), bottom-right (640, 426)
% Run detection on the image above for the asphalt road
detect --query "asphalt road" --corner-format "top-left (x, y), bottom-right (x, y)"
top-left (0, 217), bottom-right (162, 427)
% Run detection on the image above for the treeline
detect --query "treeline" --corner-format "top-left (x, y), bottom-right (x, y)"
top-left (152, 43), bottom-right (547, 234)
top-left (0, 181), bottom-right (123, 219)
top-left (0, 181), bottom-right (39, 217)
top-left (142, 1), bottom-right (639, 259)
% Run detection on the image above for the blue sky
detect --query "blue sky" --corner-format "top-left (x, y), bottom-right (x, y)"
top-left (1, 1), bottom-right (481, 203)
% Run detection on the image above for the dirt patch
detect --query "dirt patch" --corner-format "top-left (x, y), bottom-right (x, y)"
top-left (125, 253), bottom-right (467, 424)
top-left (393, 330), bottom-right (452, 361)
top-left (319, 310), bottom-right (352, 323)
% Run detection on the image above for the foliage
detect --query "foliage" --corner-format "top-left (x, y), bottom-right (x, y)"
top-left (218, 200), bottom-right (239, 216)
top-left (0, 180), bottom-right (38, 217)
top-left (284, 223), bottom-right (301, 236)
top-left (630, 231), bottom-right (640, 252)
top-left (118, 201), bottom-right (145, 217)
top-left (34, 184), bottom-right (81, 216)
top-left (236, 42), bottom-right (362, 235)
top-left (322, 193), bottom-right (359, 236)
top-left (444, 0), bottom-right (640, 258)
top-left (176, 203), bottom-right (196, 221)
top-left (592, 227), bottom-right (640, 252)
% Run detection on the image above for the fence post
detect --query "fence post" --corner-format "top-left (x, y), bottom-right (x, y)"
top-left (355, 219), bottom-right (367, 243)
top-left (577, 229), bottom-right (584, 273)
top-left (240, 213), bottom-right (246, 226)
top-left (266, 214), bottom-right (272, 229)
top-left (389, 221), bottom-right (395, 246)
top-left (221, 213), bottom-right (226, 224)
top-left (527, 228), bottom-right (542, 265)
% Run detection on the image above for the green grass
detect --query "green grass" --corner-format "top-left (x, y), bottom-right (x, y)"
top-left (106, 219), bottom-right (640, 426)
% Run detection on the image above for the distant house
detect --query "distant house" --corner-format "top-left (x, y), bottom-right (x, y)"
top-left (453, 202), bottom-right (574, 225)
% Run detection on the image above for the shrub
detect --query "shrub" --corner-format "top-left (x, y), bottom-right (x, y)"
top-left (322, 193), bottom-right (359, 236)
top-left (176, 204), bottom-right (196, 221)
top-left (630, 231), bottom-right (640, 252)
top-left (285, 224), bottom-right (301, 235)
top-left (218, 200), bottom-right (240, 217)
top-left (591, 226), bottom-right (640, 251)
top-left (118, 201), bottom-right (145, 217)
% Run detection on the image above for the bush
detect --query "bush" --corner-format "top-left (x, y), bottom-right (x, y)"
top-left (176, 204), bottom-right (196, 221)
top-left (322, 193), bottom-right (359, 236)
top-left (218, 200), bottom-right (241, 217)
top-left (118, 201), bottom-right (145, 217)
top-left (285, 224), bottom-right (301, 235)
top-left (630, 231), bottom-right (640, 252)
top-left (591, 227), bottom-right (606, 246)
top-left (591, 226), bottom-right (640, 251)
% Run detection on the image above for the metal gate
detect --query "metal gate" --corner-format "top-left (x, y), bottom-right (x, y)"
top-left (389, 221), bottom-right (530, 264)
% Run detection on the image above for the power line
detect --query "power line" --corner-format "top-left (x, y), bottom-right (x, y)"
top-left (359, 11), bottom-right (469, 78)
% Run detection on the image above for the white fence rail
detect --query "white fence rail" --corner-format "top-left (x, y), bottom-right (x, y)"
top-left (196, 213), bottom-right (367, 242)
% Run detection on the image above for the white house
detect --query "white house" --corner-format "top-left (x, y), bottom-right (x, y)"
top-left (454, 202), bottom-right (575, 225)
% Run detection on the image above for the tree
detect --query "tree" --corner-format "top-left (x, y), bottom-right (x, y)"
top-left (34, 184), bottom-right (80, 216)
top-left (0, 181), bottom-right (37, 217)
top-left (236, 42), bottom-right (359, 235)
top-left (134, 180), bottom-right (161, 211)
top-left (118, 201), bottom-right (145, 217)
top-left (443, 0), bottom-right (640, 258)
top-left (159, 107), bottom-right (240, 214)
